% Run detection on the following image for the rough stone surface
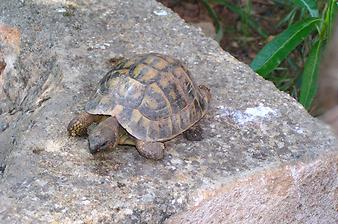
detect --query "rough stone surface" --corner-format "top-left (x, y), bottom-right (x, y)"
top-left (0, 23), bottom-right (21, 115)
top-left (166, 153), bottom-right (338, 224)
top-left (0, 0), bottom-right (337, 223)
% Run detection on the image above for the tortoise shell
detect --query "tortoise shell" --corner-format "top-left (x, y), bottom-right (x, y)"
top-left (86, 53), bottom-right (209, 142)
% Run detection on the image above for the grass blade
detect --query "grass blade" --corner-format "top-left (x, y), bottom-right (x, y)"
top-left (209, 0), bottom-right (268, 38)
top-left (242, 0), bottom-right (251, 36)
top-left (324, 0), bottom-right (338, 39)
top-left (201, 0), bottom-right (223, 42)
top-left (277, 7), bottom-right (298, 28)
top-left (250, 18), bottom-right (321, 77)
top-left (299, 40), bottom-right (323, 109)
top-left (293, 0), bottom-right (319, 17)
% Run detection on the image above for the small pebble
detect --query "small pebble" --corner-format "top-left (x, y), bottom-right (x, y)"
top-left (0, 121), bottom-right (9, 132)
top-left (56, 8), bottom-right (67, 13)
top-left (153, 9), bottom-right (168, 16)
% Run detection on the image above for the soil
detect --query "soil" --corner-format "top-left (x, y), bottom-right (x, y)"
top-left (158, 0), bottom-right (288, 65)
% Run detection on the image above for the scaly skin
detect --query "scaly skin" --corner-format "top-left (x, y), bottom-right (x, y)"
top-left (88, 116), bottom-right (120, 153)
top-left (67, 112), bottom-right (103, 137)
top-left (135, 140), bottom-right (164, 160)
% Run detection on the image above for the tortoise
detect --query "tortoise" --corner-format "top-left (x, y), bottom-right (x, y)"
top-left (67, 53), bottom-right (211, 160)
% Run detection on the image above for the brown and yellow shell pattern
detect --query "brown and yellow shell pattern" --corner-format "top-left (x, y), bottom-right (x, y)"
top-left (85, 53), bottom-right (209, 142)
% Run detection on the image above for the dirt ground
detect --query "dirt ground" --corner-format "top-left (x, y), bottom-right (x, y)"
top-left (158, 0), bottom-right (288, 64)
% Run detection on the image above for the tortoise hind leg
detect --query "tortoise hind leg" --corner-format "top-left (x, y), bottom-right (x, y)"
top-left (183, 123), bottom-right (203, 141)
top-left (135, 140), bottom-right (165, 160)
top-left (67, 112), bottom-right (103, 137)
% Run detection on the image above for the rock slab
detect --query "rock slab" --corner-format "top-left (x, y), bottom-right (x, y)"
top-left (0, 0), bottom-right (337, 223)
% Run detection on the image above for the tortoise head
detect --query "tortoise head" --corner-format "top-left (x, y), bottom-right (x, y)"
top-left (88, 117), bottom-right (119, 154)
top-left (198, 85), bottom-right (211, 104)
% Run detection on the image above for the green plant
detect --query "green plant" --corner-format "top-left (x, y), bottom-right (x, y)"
top-left (201, 0), bottom-right (337, 111)
top-left (251, 0), bottom-right (337, 110)
top-left (202, 0), bottom-right (268, 40)
top-left (201, 0), bottom-right (224, 42)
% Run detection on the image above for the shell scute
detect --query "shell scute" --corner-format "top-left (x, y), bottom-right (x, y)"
top-left (138, 83), bottom-right (171, 120)
top-left (142, 55), bottom-right (169, 70)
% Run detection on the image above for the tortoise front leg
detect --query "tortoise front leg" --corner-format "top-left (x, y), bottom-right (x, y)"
top-left (67, 112), bottom-right (103, 137)
top-left (135, 140), bottom-right (165, 160)
top-left (117, 132), bottom-right (164, 160)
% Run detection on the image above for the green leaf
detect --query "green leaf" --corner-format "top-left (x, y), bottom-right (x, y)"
top-left (324, 0), bottom-right (338, 39)
top-left (250, 18), bottom-right (321, 77)
top-left (299, 40), bottom-right (323, 109)
top-left (293, 0), bottom-right (319, 17)
top-left (201, 0), bottom-right (223, 42)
